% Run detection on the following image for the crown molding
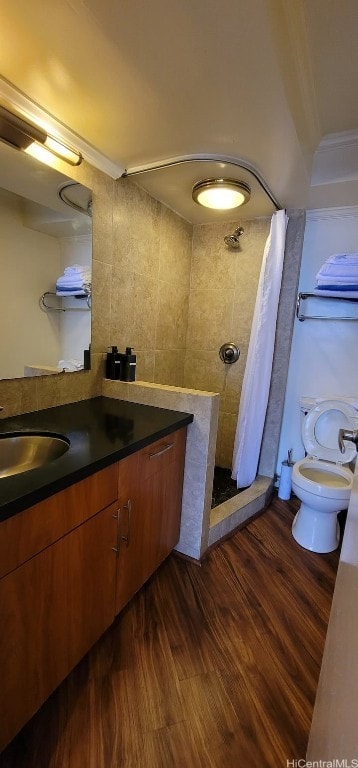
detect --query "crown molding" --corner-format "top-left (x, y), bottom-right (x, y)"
top-left (311, 129), bottom-right (358, 186)
top-left (317, 130), bottom-right (358, 151)
top-left (0, 77), bottom-right (125, 179)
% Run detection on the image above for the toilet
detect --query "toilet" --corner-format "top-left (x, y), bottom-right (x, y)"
top-left (291, 397), bottom-right (358, 553)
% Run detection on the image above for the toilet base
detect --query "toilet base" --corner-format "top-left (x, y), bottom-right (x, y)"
top-left (292, 502), bottom-right (340, 553)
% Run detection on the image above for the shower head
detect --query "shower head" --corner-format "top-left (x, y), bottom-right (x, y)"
top-left (224, 226), bottom-right (244, 249)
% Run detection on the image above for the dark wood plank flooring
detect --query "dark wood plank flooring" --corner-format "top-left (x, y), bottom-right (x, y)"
top-left (0, 495), bottom-right (339, 768)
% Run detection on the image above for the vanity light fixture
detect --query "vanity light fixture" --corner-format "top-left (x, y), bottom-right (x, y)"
top-left (192, 178), bottom-right (251, 210)
top-left (0, 105), bottom-right (82, 166)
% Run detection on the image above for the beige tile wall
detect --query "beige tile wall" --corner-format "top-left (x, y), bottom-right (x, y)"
top-left (185, 217), bottom-right (270, 468)
top-left (111, 180), bottom-right (192, 386)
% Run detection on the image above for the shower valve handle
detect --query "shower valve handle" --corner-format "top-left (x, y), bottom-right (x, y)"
top-left (219, 342), bottom-right (240, 365)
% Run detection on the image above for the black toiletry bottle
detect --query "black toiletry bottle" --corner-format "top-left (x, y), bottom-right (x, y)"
top-left (119, 347), bottom-right (136, 381)
top-left (105, 346), bottom-right (121, 380)
top-left (83, 344), bottom-right (91, 371)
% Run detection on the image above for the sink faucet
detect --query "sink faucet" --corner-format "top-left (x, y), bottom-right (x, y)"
top-left (338, 428), bottom-right (358, 453)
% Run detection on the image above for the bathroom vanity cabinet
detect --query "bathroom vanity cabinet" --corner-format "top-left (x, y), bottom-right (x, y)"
top-left (0, 465), bottom-right (119, 752)
top-left (0, 416), bottom-right (188, 753)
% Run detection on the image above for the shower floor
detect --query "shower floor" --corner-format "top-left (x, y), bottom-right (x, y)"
top-left (211, 466), bottom-right (242, 509)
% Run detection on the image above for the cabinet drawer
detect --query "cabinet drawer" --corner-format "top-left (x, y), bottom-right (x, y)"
top-left (139, 428), bottom-right (186, 480)
top-left (0, 463), bottom-right (119, 578)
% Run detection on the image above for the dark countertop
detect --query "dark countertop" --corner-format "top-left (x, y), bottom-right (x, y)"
top-left (0, 396), bottom-right (193, 522)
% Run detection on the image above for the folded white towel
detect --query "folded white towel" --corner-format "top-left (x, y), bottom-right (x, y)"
top-left (61, 272), bottom-right (91, 282)
top-left (58, 268), bottom-right (91, 285)
top-left (58, 359), bottom-right (84, 371)
top-left (64, 264), bottom-right (91, 276)
top-left (327, 253), bottom-right (358, 265)
top-left (316, 263), bottom-right (358, 279)
top-left (57, 272), bottom-right (90, 283)
top-left (55, 265), bottom-right (91, 296)
top-left (316, 254), bottom-right (358, 280)
top-left (316, 274), bottom-right (358, 285)
top-left (56, 280), bottom-right (83, 287)
top-left (313, 288), bottom-right (358, 298)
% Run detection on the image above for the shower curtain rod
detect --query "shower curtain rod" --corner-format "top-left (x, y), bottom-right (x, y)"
top-left (122, 154), bottom-right (281, 211)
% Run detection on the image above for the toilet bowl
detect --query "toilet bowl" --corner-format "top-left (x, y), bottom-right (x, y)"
top-left (291, 398), bottom-right (357, 553)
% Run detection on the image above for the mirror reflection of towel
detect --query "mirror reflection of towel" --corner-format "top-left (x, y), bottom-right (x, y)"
top-left (58, 359), bottom-right (84, 372)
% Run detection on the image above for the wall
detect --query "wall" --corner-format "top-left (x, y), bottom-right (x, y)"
top-left (0, 188), bottom-right (62, 379)
top-left (109, 202), bottom-right (270, 471)
top-left (186, 217), bottom-right (270, 468)
top-left (307, 458), bottom-right (358, 760)
top-left (59, 234), bottom-right (91, 362)
top-left (0, 149), bottom-right (271, 487)
top-left (277, 206), bottom-right (358, 471)
top-left (110, 180), bottom-right (192, 385)
top-left (0, 149), bottom-right (304, 558)
top-left (0, 158), bottom-right (108, 416)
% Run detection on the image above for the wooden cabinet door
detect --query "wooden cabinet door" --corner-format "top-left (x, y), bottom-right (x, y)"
top-left (0, 502), bottom-right (118, 753)
top-left (115, 428), bottom-right (187, 615)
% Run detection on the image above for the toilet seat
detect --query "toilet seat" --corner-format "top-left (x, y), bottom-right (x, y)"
top-left (291, 398), bottom-right (357, 553)
top-left (302, 399), bottom-right (357, 464)
top-left (292, 457), bottom-right (353, 499)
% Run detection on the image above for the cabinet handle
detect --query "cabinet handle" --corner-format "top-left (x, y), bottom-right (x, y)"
top-left (112, 509), bottom-right (120, 556)
top-left (121, 499), bottom-right (131, 547)
top-left (149, 442), bottom-right (174, 459)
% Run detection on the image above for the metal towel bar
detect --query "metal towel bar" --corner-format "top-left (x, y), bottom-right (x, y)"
top-left (296, 292), bottom-right (358, 322)
top-left (40, 291), bottom-right (91, 312)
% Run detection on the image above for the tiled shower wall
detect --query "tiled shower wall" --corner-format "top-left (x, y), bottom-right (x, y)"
top-left (108, 184), bottom-right (270, 469)
top-left (185, 218), bottom-right (270, 467)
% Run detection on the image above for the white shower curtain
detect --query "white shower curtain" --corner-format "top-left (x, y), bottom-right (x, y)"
top-left (232, 209), bottom-right (288, 488)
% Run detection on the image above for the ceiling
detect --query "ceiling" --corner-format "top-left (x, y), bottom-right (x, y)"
top-left (0, 0), bottom-right (358, 222)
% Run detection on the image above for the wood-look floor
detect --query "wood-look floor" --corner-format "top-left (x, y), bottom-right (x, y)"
top-left (0, 496), bottom-right (339, 768)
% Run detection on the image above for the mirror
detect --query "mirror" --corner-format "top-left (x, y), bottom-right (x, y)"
top-left (0, 140), bottom-right (92, 380)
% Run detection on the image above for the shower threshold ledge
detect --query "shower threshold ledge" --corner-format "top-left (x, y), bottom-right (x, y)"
top-left (208, 475), bottom-right (273, 548)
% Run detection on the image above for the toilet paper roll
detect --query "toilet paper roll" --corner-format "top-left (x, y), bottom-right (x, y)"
top-left (278, 460), bottom-right (293, 500)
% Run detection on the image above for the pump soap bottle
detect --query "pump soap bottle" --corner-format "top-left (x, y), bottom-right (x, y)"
top-left (105, 346), bottom-right (121, 379)
top-left (119, 347), bottom-right (136, 381)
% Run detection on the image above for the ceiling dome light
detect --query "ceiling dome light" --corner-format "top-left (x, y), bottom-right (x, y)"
top-left (192, 178), bottom-right (251, 210)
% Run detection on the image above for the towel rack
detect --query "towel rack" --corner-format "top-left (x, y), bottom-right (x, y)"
top-left (40, 291), bottom-right (91, 312)
top-left (296, 292), bottom-right (358, 322)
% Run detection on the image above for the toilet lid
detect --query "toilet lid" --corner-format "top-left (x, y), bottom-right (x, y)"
top-left (302, 400), bottom-right (357, 463)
